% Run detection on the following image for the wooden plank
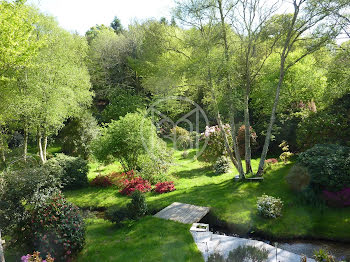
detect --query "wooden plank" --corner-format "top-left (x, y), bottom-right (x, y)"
top-left (154, 202), bottom-right (210, 224)
top-left (0, 230), bottom-right (5, 262)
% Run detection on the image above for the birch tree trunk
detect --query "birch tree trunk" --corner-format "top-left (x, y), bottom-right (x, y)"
top-left (37, 128), bottom-right (45, 164)
top-left (23, 126), bottom-right (28, 162)
top-left (0, 230), bottom-right (5, 262)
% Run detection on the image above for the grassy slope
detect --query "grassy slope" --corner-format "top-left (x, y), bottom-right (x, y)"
top-left (78, 217), bottom-right (202, 262)
top-left (66, 148), bottom-right (350, 242)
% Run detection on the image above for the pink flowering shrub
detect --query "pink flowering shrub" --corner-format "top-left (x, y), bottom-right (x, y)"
top-left (21, 252), bottom-right (54, 262)
top-left (154, 181), bottom-right (176, 194)
top-left (201, 124), bottom-right (232, 163)
top-left (323, 188), bottom-right (350, 207)
top-left (119, 177), bottom-right (152, 195)
top-left (30, 193), bottom-right (85, 261)
top-left (90, 170), bottom-right (135, 188)
top-left (265, 158), bottom-right (278, 165)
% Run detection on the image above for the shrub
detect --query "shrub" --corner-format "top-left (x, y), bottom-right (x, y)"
top-left (30, 193), bottom-right (85, 261)
top-left (137, 153), bottom-right (172, 184)
top-left (257, 194), bottom-right (283, 218)
top-left (119, 176), bottom-right (152, 195)
top-left (59, 112), bottom-right (99, 160)
top-left (237, 125), bottom-right (258, 158)
top-left (182, 150), bottom-right (189, 159)
top-left (128, 190), bottom-right (148, 219)
top-left (92, 111), bottom-right (172, 172)
top-left (313, 249), bottom-right (337, 262)
top-left (227, 245), bottom-right (269, 262)
top-left (21, 252), bottom-right (54, 262)
top-left (48, 154), bottom-right (89, 189)
top-left (265, 158), bottom-right (278, 165)
top-left (207, 253), bottom-right (225, 262)
top-left (298, 144), bottom-right (350, 192)
top-left (106, 170), bottom-right (135, 188)
top-left (322, 188), bottom-right (350, 207)
top-left (105, 206), bottom-right (130, 224)
top-left (154, 181), bottom-right (176, 194)
top-left (201, 124), bottom-right (232, 163)
top-left (171, 126), bottom-right (192, 149)
top-left (286, 164), bottom-right (311, 192)
top-left (90, 174), bottom-right (115, 187)
top-left (213, 156), bottom-right (230, 174)
top-left (0, 167), bottom-right (61, 237)
top-left (279, 140), bottom-right (293, 164)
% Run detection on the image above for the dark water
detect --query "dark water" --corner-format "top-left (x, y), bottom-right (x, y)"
top-left (279, 240), bottom-right (350, 260)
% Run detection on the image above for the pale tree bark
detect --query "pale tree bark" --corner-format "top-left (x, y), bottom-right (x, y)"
top-left (23, 125), bottom-right (28, 163)
top-left (0, 139), bottom-right (5, 164)
top-left (43, 129), bottom-right (47, 163)
top-left (37, 127), bottom-right (45, 164)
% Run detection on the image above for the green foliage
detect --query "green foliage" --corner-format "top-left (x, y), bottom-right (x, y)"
top-left (128, 190), bottom-right (148, 219)
top-left (279, 140), bottom-right (293, 164)
top-left (171, 126), bottom-right (192, 150)
top-left (49, 154), bottom-right (89, 189)
top-left (297, 93), bottom-right (350, 150)
top-left (227, 245), bottom-right (269, 262)
top-left (298, 144), bottom-right (350, 192)
top-left (101, 89), bottom-right (146, 123)
top-left (30, 193), bottom-right (85, 261)
top-left (207, 253), bottom-right (225, 262)
top-left (0, 166), bottom-right (61, 237)
top-left (286, 164), bottom-right (311, 192)
top-left (313, 249), bottom-right (337, 262)
top-left (257, 194), bottom-right (283, 219)
top-left (92, 111), bottom-right (172, 173)
top-left (213, 156), bottom-right (230, 174)
top-left (137, 153), bottom-right (172, 184)
top-left (60, 112), bottom-right (100, 159)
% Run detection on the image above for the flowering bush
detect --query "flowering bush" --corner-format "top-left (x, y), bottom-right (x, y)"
top-left (279, 141), bottom-right (294, 164)
top-left (257, 194), bottom-right (283, 218)
top-left (237, 125), bottom-right (258, 158)
top-left (90, 170), bottom-right (135, 188)
top-left (323, 188), bottom-right (350, 207)
top-left (30, 193), bottom-right (85, 261)
top-left (119, 176), bottom-right (152, 195)
top-left (201, 124), bottom-right (232, 163)
top-left (154, 181), bottom-right (176, 194)
top-left (265, 158), bottom-right (278, 165)
top-left (21, 252), bottom-right (54, 262)
top-left (213, 156), bottom-right (230, 174)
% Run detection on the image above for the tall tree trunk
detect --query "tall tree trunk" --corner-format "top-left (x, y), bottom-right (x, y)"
top-left (256, 1), bottom-right (300, 176)
top-left (0, 138), bottom-right (5, 164)
top-left (23, 126), bottom-right (28, 162)
top-left (244, 84), bottom-right (253, 174)
top-left (229, 111), bottom-right (245, 179)
top-left (43, 129), bottom-right (47, 163)
top-left (37, 128), bottom-right (45, 164)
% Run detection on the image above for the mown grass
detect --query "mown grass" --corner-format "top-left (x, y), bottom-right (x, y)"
top-left (66, 147), bottom-right (350, 242)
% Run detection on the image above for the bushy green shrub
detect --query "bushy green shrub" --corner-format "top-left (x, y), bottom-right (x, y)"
top-left (227, 245), bottom-right (269, 262)
top-left (313, 249), bottom-right (337, 262)
top-left (279, 140), bottom-right (293, 164)
top-left (30, 193), bottom-right (85, 261)
top-left (106, 190), bottom-right (148, 223)
top-left (171, 126), bottom-right (192, 149)
top-left (298, 144), bottom-right (350, 192)
top-left (59, 112), bottom-right (100, 159)
top-left (137, 153), bottom-right (172, 184)
top-left (207, 253), bottom-right (225, 262)
top-left (48, 154), bottom-right (89, 189)
top-left (0, 167), bottom-right (61, 236)
top-left (257, 194), bottom-right (283, 218)
top-left (286, 164), bottom-right (311, 192)
top-left (213, 156), bottom-right (230, 174)
top-left (92, 111), bottom-right (172, 177)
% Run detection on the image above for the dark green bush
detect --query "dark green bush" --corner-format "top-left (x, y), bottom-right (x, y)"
top-left (30, 193), bottom-right (85, 261)
top-left (207, 253), bottom-right (225, 262)
top-left (298, 144), bottom-right (350, 192)
top-left (286, 164), bottom-right (311, 192)
top-left (105, 206), bottom-right (131, 224)
top-left (49, 154), bottom-right (89, 189)
top-left (213, 156), bottom-right (230, 174)
top-left (227, 245), bottom-right (269, 262)
top-left (0, 167), bottom-right (61, 236)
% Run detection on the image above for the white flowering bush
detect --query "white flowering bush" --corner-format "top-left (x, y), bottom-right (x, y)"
top-left (257, 194), bottom-right (283, 218)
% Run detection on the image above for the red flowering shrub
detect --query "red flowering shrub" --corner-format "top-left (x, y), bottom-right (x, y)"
top-left (323, 188), bottom-right (350, 207)
top-left (237, 125), bottom-right (258, 157)
top-left (90, 170), bottom-right (135, 188)
top-left (265, 158), bottom-right (278, 165)
top-left (154, 181), bottom-right (176, 194)
top-left (30, 193), bottom-right (85, 261)
top-left (90, 174), bottom-right (114, 187)
top-left (119, 177), bottom-right (151, 195)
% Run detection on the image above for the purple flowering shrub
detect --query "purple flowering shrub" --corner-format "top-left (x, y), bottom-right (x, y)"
top-left (30, 193), bottom-right (85, 261)
top-left (21, 251), bottom-right (54, 262)
top-left (323, 188), bottom-right (350, 207)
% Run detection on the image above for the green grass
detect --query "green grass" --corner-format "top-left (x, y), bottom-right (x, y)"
top-left (77, 217), bottom-right (202, 262)
top-left (66, 148), bottom-right (350, 242)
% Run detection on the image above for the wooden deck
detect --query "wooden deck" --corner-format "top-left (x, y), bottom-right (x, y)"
top-left (154, 202), bottom-right (210, 224)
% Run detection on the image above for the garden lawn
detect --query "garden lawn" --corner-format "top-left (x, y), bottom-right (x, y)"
top-left (77, 216), bottom-right (203, 262)
top-left (66, 147), bottom-right (350, 243)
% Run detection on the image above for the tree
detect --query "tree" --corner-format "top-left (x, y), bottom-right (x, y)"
top-left (255, 0), bottom-right (350, 175)
top-left (111, 16), bottom-right (123, 34)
